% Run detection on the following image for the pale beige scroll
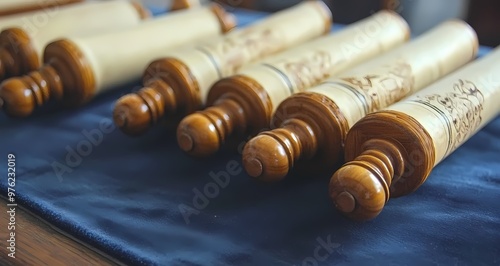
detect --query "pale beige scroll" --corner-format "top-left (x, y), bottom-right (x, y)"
top-left (386, 46), bottom-right (500, 165)
top-left (236, 10), bottom-right (410, 112)
top-left (70, 6), bottom-right (226, 94)
top-left (307, 20), bottom-right (478, 128)
top-left (162, 0), bottom-right (332, 102)
top-left (0, 0), bottom-right (145, 53)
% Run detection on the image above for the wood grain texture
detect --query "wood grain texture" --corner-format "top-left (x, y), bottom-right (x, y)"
top-left (114, 57), bottom-right (203, 136)
top-left (242, 91), bottom-right (349, 182)
top-left (177, 75), bottom-right (272, 157)
top-left (329, 111), bottom-right (435, 220)
top-left (0, 198), bottom-right (120, 266)
top-left (0, 28), bottom-right (41, 81)
top-left (0, 38), bottom-right (93, 117)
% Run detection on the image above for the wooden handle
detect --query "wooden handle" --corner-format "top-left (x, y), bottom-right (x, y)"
top-left (177, 98), bottom-right (246, 156)
top-left (331, 47), bottom-right (500, 220)
top-left (0, 0), bottom-right (148, 81)
top-left (176, 75), bottom-right (261, 156)
top-left (242, 91), bottom-right (349, 181)
top-left (0, 39), bottom-right (92, 117)
top-left (329, 138), bottom-right (406, 220)
top-left (0, 65), bottom-right (64, 117)
top-left (114, 71), bottom-right (178, 136)
top-left (243, 118), bottom-right (319, 181)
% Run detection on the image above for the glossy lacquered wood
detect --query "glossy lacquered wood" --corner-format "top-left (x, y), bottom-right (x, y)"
top-left (242, 20), bottom-right (479, 182)
top-left (114, 1), bottom-right (332, 137)
top-left (0, 0), bottom-right (82, 17)
top-left (0, 0), bottom-right (149, 81)
top-left (330, 46), bottom-right (500, 221)
top-left (0, 4), bottom-right (234, 118)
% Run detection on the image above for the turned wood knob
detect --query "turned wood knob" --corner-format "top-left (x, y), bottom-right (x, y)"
top-left (0, 28), bottom-right (39, 81)
top-left (329, 161), bottom-right (388, 220)
top-left (0, 78), bottom-right (35, 117)
top-left (0, 65), bottom-right (63, 117)
top-left (113, 78), bottom-right (175, 136)
top-left (113, 94), bottom-right (152, 137)
top-left (177, 98), bottom-right (246, 156)
top-left (242, 92), bottom-right (347, 181)
top-left (242, 118), bottom-right (317, 181)
top-left (329, 139), bottom-right (405, 220)
top-left (242, 133), bottom-right (290, 181)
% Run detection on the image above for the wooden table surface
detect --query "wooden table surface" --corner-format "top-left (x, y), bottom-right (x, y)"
top-left (0, 198), bottom-right (121, 265)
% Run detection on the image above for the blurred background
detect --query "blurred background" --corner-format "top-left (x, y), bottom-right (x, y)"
top-left (141, 0), bottom-right (500, 46)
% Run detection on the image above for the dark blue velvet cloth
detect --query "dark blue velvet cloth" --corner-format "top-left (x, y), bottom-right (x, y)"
top-left (1, 8), bottom-right (499, 266)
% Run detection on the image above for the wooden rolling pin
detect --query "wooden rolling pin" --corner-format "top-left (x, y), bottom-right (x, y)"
top-left (242, 20), bottom-right (478, 182)
top-left (176, 10), bottom-right (410, 157)
top-left (113, 0), bottom-right (332, 136)
top-left (330, 46), bottom-right (500, 221)
top-left (0, 0), bottom-right (82, 17)
top-left (0, 4), bottom-right (235, 117)
top-left (0, 0), bottom-right (150, 81)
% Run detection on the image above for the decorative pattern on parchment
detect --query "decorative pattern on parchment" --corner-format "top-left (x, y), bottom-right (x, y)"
top-left (201, 27), bottom-right (284, 76)
top-left (415, 79), bottom-right (485, 155)
top-left (339, 61), bottom-right (414, 114)
top-left (278, 50), bottom-right (333, 92)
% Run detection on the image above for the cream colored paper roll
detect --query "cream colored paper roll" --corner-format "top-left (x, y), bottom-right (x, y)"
top-left (386, 47), bottom-right (500, 165)
top-left (237, 10), bottom-right (409, 112)
top-left (0, 1), bottom-right (47, 11)
top-left (70, 6), bottom-right (226, 93)
top-left (306, 20), bottom-right (478, 128)
top-left (163, 0), bottom-right (331, 102)
top-left (0, 0), bottom-right (69, 10)
top-left (0, 0), bottom-right (80, 16)
top-left (0, 0), bottom-right (143, 53)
